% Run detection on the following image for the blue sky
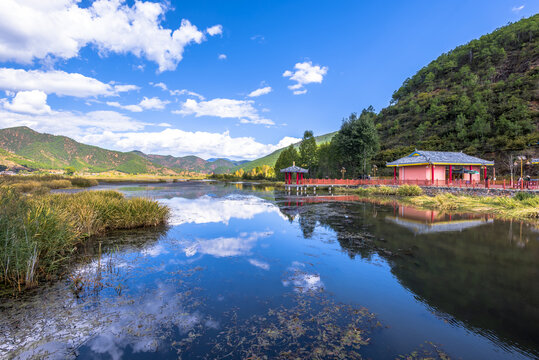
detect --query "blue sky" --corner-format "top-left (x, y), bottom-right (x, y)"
top-left (0, 0), bottom-right (536, 160)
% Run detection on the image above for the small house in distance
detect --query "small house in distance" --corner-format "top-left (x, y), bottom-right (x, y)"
top-left (386, 150), bottom-right (494, 183)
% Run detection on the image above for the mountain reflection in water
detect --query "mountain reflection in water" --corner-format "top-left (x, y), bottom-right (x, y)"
top-left (0, 182), bottom-right (537, 360)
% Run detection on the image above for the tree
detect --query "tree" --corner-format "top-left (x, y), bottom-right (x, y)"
top-left (332, 107), bottom-right (380, 177)
top-left (64, 166), bottom-right (76, 175)
top-left (274, 145), bottom-right (299, 181)
top-left (298, 130), bottom-right (318, 170)
top-left (316, 142), bottom-right (339, 178)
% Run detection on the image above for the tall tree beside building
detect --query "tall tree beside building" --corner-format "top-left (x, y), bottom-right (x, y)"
top-left (332, 107), bottom-right (380, 177)
top-left (274, 145), bottom-right (300, 181)
top-left (299, 130), bottom-right (318, 170)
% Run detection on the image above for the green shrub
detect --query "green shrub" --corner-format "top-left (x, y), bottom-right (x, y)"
top-left (513, 192), bottom-right (535, 201)
top-left (70, 177), bottom-right (99, 188)
top-left (397, 184), bottom-right (423, 196)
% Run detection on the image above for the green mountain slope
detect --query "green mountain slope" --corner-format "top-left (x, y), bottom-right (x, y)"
top-left (235, 131), bottom-right (338, 172)
top-left (374, 15), bottom-right (539, 166)
top-left (0, 127), bottom-right (162, 174)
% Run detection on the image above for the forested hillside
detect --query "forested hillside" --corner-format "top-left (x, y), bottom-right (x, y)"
top-left (374, 14), bottom-right (538, 168)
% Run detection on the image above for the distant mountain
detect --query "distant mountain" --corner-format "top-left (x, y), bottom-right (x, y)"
top-left (207, 158), bottom-right (249, 165)
top-left (234, 131), bottom-right (338, 172)
top-left (0, 127), bottom-right (164, 174)
top-left (134, 153), bottom-right (241, 174)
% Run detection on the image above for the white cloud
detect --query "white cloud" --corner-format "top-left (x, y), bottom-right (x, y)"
top-left (174, 98), bottom-right (274, 125)
top-left (139, 97), bottom-right (169, 110)
top-left (0, 68), bottom-right (137, 98)
top-left (0, 0), bottom-right (221, 72)
top-left (2, 90), bottom-right (51, 115)
top-left (152, 82), bottom-right (168, 91)
top-left (218, 54), bottom-right (227, 60)
top-left (169, 89), bottom-right (205, 100)
top-left (247, 86), bottom-right (272, 97)
top-left (206, 25), bottom-right (223, 36)
top-left (106, 101), bottom-right (143, 112)
top-left (0, 109), bottom-right (146, 138)
top-left (78, 129), bottom-right (300, 159)
top-left (283, 61), bottom-right (328, 94)
top-left (512, 5), bottom-right (524, 12)
top-left (107, 96), bottom-right (169, 112)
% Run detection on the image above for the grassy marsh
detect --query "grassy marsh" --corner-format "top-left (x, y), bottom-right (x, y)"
top-left (335, 184), bottom-right (539, 220)
top-left (0, 188), bottom-right (169, 291)
top-left (0, 174), bottom-right (98, 194)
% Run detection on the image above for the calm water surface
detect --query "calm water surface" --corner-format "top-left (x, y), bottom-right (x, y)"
top-left (1, 181), bottom-right (537, 359)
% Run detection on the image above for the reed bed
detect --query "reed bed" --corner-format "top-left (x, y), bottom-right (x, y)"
top-left (0, 175), bottom-right (98, 194)
top-left (0, 188), bottom-right (169, 291)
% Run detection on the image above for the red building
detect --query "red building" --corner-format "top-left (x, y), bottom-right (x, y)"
top-left (386, 150), bottom-right (494, 184)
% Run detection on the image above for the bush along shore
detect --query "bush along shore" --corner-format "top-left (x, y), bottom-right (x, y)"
top-left (0, 187), bottom-right (169, 292)
top-left (0, 174), bottom-right (99, 194)
top-left (335, 184), bottom-right (539, 220)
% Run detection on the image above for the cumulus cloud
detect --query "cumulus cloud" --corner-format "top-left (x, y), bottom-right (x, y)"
top-left (512, 5), bottom-right (524, 12)
top-left (0, 68), bottom-right (137, 98)
top-left (174, 98), bottom-right (274, 125)
top-left (107, 96), bottom-right (169, 112)
top-left (206, 25), bottom-right (223, 36)
top-left (218, 54), bottom-right (227, 60)
top-left (283, 61), bottom-right (328, 95)
top-left (2, 90), bottom-right (51, 115)
top-left (247, 86), bottom-right (272, 97)
top-left (0, 108), bottom-right (146, 138)
top-left (0, 0), bottom-right (221, 72)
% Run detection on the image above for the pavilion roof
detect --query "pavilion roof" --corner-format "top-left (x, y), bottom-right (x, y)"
top-left (280, 165), bottom-right (308, 173)
top-left (386, 150), bottom-right (494, 167)
top-left (532, 158), bottom-right (539, 164)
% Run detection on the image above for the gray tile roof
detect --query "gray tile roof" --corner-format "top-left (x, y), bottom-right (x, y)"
top-left (386, 150), bottom-right (494, 167)
top-left (280, 165), bottom-right (308, 173)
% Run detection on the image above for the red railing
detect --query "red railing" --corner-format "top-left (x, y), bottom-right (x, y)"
top-left (295, 178), bottom-right (539, 190)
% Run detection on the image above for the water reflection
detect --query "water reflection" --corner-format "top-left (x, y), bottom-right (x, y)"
top-left (278, 194), bottom-right (539, 358)
top-left (180, 231), bottom-right (273, 258)
top-left (386, 205), bottom-right (493, 234)
top-left (2, 183), bottom-right (538, 360)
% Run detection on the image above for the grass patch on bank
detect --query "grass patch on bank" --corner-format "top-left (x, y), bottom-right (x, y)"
top-left (0, 175), bottom-right (98, 194)
top-left (0, 188), bottom-right (169, 291)
top-left (406, 193), bottom-right (539, 219)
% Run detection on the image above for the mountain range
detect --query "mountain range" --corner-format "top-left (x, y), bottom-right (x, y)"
top-left (0, 126), bottom-right (245, 174)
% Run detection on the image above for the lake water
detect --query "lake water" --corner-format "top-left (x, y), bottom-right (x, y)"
top-left (1, 181), bottom-right (538, 359)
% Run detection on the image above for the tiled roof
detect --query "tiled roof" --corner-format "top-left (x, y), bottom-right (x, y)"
top-left (386, 150), bottom-right (494, 167)
top-left (532, 158), bottom-right (539, 164)
top-left (280, 165), bottom-right (308, 173)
